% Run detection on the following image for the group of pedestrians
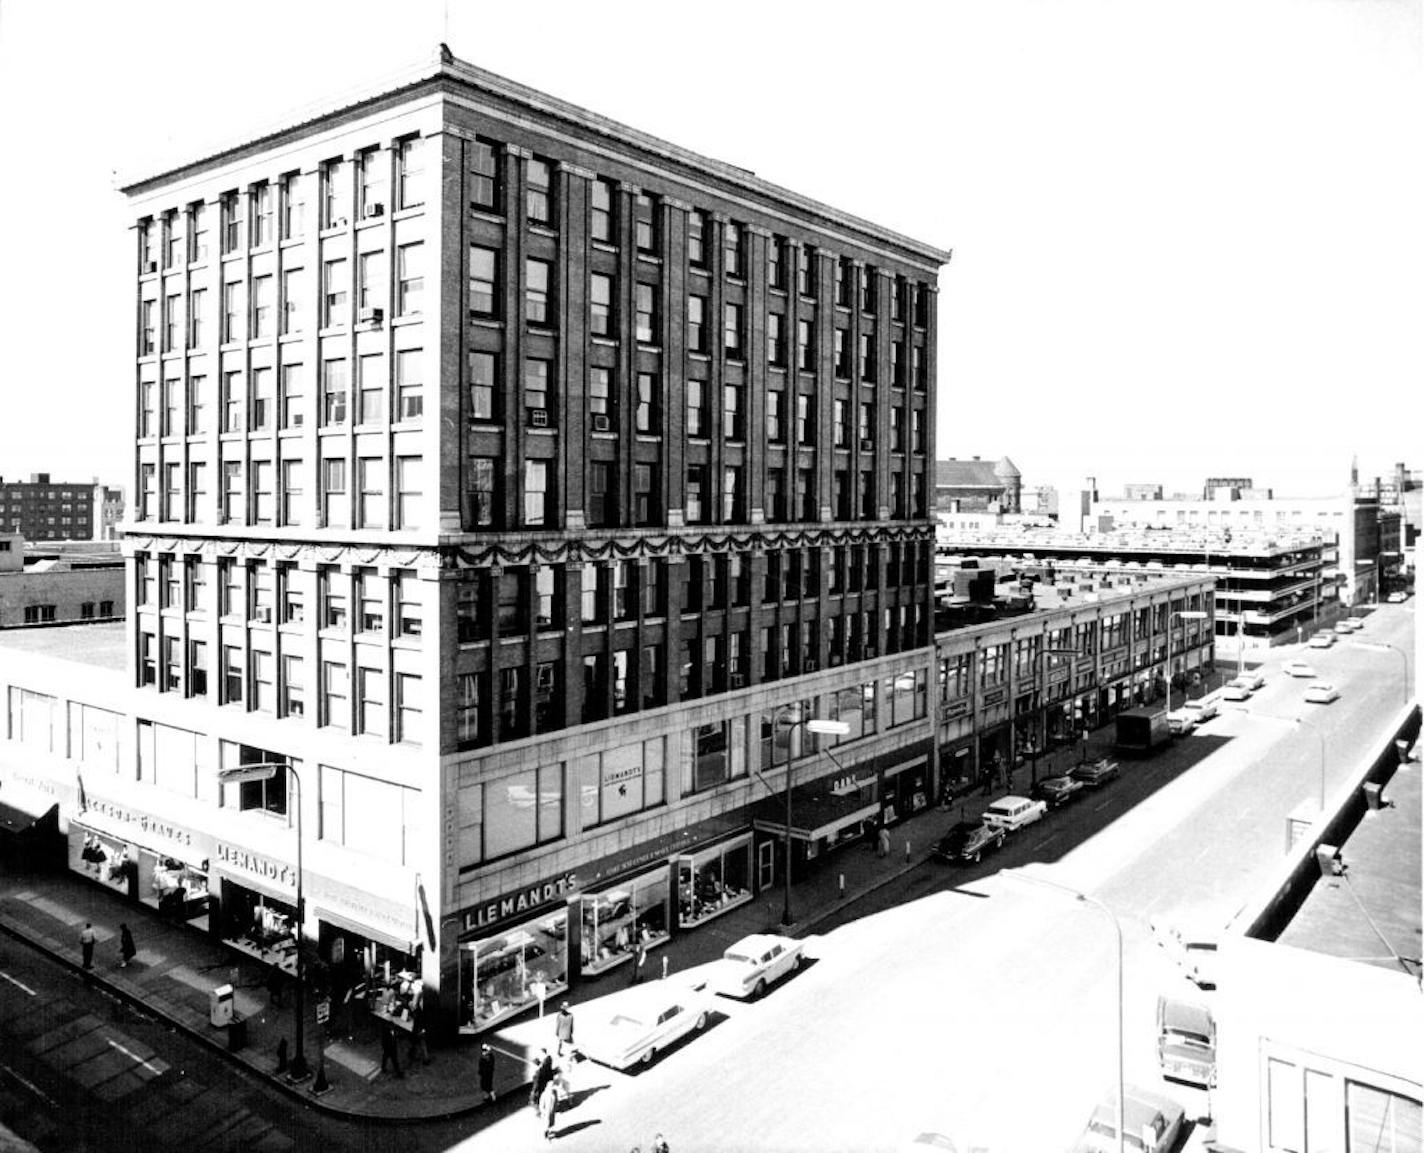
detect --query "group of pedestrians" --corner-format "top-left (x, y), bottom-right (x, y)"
top-left (377, 996), bottom-right (432, 1079)
top-left (77, 920), bottom-right (136, 971)
top-left (528, 1001), bottom-right (579, 1140)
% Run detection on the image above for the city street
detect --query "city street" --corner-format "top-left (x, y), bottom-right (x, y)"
top-left (446, 602), bottom-right (1414, 1153)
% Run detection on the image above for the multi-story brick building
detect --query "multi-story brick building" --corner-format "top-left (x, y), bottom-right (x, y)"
top-left (104, 47), bottom-right (950, 1033)
top-left (0, 474), bottom-right (105, 541)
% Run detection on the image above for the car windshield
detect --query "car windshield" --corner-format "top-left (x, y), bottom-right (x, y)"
top-left (608, 1013), bottom-right (646, 1031)
top-left (1164, 1029), bottom-right (1211, 1048)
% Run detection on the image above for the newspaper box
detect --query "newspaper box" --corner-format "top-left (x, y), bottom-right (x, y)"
top-left (209, 983), bottom-right (234, 1027)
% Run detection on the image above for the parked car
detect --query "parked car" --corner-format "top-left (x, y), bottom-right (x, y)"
top-left (1308, 631), bottom-right (1335, 649)
top-left (1181, 696), bottom-right (1219, 722)
top-left (1238, 670), bottom-right (1267, 690)
top-left (1282, 659), bottom-right (1317, 678)
top-left (1071, 1084), bottom-right (1185, 1153)
top-left (1334, 618), bottom-right (1363, 634)
top-left (934, 820), bottom-right (1006, 864)
top-left (1387, 590), bottom-right (1408, 603)
top-left (1151, 917), bottom-right (1219, 988)
top-left (1156, 995), bottom-right (1217, 1088)
top-left (1304, 682), bottom-right (1341, 704)
top-left (1165, 710), bottom-right (1195, 736)
top-left (578, 979), bottom-right (713, 1070)
top-left (980, 795), bottom-right (1047, 832)
top-left (1221, 678), bottom-right (1254, 701)
top-left (1071, 758), bottom-right (1120, 788)
top-left (1032, 774), bottom-right (1086, 809)
top-left (706, 933), bottom-right (804, 1000)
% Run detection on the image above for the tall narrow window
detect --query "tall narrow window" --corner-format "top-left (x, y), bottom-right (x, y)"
top-left (188, 202), bottom-right (208, 263)
top-left (220, 192), bottom-right (241, 253)
top-left (397, 243), bottom-right (423, 315)
top-left (322, 158), bottom-right (350, 228)
top-left (634, 193), bottom-right (658, 252)
top-left (525, 258), bottom-right (552, 325)
top-left (323, 258), bottom-right (348, 327)
top-left (590, 179), bottom-right (614, 242)
top-left (357, 251), bottom-right (385, 317)
top-left (250, 181), bottom-right (273, 248)
top-left (724, 303), bottom-right (743, 358)
top-left (188, 287), bottom-right (206, 348)
top-left (396, 350), bottom-right (423, 422)
top-left (397, 136), bottom-right (424, 210)
top-left (588, 367), bottom-right (612, 427)
top-left (635, 371), bottom-right (657, 434)
top-left (724, 383), bottom-right (743, 439)
top-left (467, 457), bottom-right (497, 527)
top-left (687, 295), bottom-right (708, 353)
top-left (357, 352), bottom-right (385, 425)
top-left (634, 463), bottom-right (658, 526)
top-left (164, 293), bottom-right (181, 351)
top-left (188, 373), bottom-right (208, 434)
top-left (221, 282), bottom-right (242, 342)
top-left (526, 157), bottom-right (553, 225)
top-left (140, 300), bottom-right (156, 355)
top-left (469, 351), bottom-right (497, 422)
top-left (322, 458), bottom-right (347, 527)
top-left (860, 265), bottom-right (877, 312)
top-left (590, 273), bottom-right (614, 337)
top-left (322, 358), bottom-right (348, 426)
top-left (468, 245), bottom-right (498, 317)
top-left (357, 457), bottom-right (385, 529)
top-left (280, 363), bottom-right (304, 429)
top-left (358, 147), bottom-right (386, 217)
top-left (724, 221), bottom-right (743, 277)
top-left (524, 359), bottom-right (551, 423)
top-left (281, 460), bottom-right (304, 526)
top-left (797, 245), bottom-right (815, 296)
top-left (251, 275), bottom-right (272, 339)
top-left (280, 172), bottom-right (305, 238)
top-left (222, 461), bottom-right (242, 523)
top-left (635, 283), bottom-right (657, 344)
top-left (797, 319), bottom-right (814, 372)
top-left (282, 267), bottom-right (303, 334)
top-left (768, 236), bottom-right (786, 289)
top-left (221, 370), bottom-right (242, 433)
top-left (688, 210), bottom-right (707, 266)
top-left (469, 138), bottom-right (501, 211)
top-left (250, 367), bottom-right (274, 431)
top-left (860, 330), bottom-right (876, 382)
top-left (767, 313), bottom-right (784, 367)
top-left (525, 460), bottom-right (549, 527)
top-left (686, 379), bottom-right (705, 437)
top-left (395, 456), bottom-right (422, 529)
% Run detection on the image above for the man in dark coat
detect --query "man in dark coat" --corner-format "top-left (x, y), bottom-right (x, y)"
top-left (478, 1043), bottom-right (496, 1103)
top-left (379, 1020), bottom-right (403, 1078)
top-left (528, 1048), bottom-right (553, 1109)
top-left (554, 1002), bottom-right (575, 1057)
top-left (119, 924), bottom-right (136, 968)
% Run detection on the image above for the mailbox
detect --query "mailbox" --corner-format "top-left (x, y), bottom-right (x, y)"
top-left (209, 983), bottom-right (234, 1027)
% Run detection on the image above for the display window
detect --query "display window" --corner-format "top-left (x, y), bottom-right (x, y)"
top-left (71, 827), bottom-right (136, 897)
top-left (579, 869), bottom-right (670, 976)
top-left (457, 917), bottom-right (568, 1033)
top-left (317, 921), bottom-right (419, 1031)
top-left (677, 834), bottom-right (752, 928)
top-left (141, 851), bottom-right (210, 925)
top-left (220, 882), bottom-right (298, 975)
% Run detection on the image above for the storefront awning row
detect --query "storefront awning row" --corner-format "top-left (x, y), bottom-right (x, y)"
top-left (752, 787), bottom-right (881, 842)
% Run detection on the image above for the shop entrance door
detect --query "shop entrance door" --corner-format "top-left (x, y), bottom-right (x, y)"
top-left (757, 840), bottom-right (775, 891)
top-left (457, 942), bottom-right (479, 1033)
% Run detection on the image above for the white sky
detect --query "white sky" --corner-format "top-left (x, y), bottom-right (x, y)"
top-left (1, 0), bottom-right (1419, 500)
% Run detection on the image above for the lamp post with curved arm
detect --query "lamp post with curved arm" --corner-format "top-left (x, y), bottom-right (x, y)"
top-left (218, 761), bottom-right (309, 1081)
top-left (1349, 640), bottom-right (1411, 708)
top-left (1005, 869), bottom-right (1124, 1153)
top-left (767, 706), bottom-right (850, 926)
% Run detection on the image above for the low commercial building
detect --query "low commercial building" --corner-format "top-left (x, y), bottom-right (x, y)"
top-left (0, 535), bottom-right (124, 629)
top-left (933, 569), bottom-right (1216, 796)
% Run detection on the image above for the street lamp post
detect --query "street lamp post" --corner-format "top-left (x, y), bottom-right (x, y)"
top-left (1165, 609), bottom-right (1210, 716)
top-left (1006, 869), bottom-right (1124, 1153)
top-left (1349, 640), bottom-right (1412, 707)
top-left (769, 708), bottom-right (850, 926)
top-left (218, 761), bottom-right (309, 1081)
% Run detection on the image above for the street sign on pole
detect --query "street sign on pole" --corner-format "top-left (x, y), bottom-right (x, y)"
top-left (315, 999), bottom-right (330, 1025)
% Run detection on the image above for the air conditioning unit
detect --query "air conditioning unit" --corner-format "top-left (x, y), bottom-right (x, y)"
top-left (330, 217), bottom-right (349, 229)
top-left (363, 202), bottom-right (385, 218)
top-left (803, 660), bottom-right (818, 672)
top-left (144, 261), bottom-right (158, 274)
top-left (358, 307), bottom-right (384, 325)
top-left (253, 607), bottom-right (272, 623)
top-left (860, 438), bottom-right (875, 451)
top-left (528, 407), bottom-right (549, 427)
top-left (729, 673), bottom-right (746, 688)
top-left (591, 414), bottom-right (611, 432)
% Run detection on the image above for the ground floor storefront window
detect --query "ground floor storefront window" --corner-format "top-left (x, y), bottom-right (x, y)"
top-left (677, 835), bottom-right (752, 928)
top-left (457, 918), bottom-right (568, 1033)
top-left (218, 881), bottom-right (298, 975)
top-left (579, 870), bottom-right (670, 976)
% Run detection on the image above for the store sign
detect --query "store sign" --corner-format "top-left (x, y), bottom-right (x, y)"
top-left (88, 797), bottom-right (198, 849)
top-left (982, 687), bottom-right (1007, 707)
top-left (943, 700), bottom-right (970, 720)
top-left (829, 774), bottom-right (873, 797)
top-left (462, 872), bottom-right (578, 934)
top-left (214, 842), bottom-right (296, 890)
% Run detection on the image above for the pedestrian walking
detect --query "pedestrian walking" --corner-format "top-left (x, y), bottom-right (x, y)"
top-left (266, 962), bottom-right (286, 1008)
top-left (554, 1001), bottom-right (575, 1057)
top-left (406, 994), bottom-right (431, 1066)
top-left (629, 938), bottom-right (647, 985)
top-left (118, 923), bottom-right (136, 968)
top-left (651, 1135), bottom-right (670, 1153)
top-left (79, 922), bottom-right (96, 970)
top-left (538, 1077), bottom-right (559, 1141)
top-left (529, 1048), bottom-right (554, 1109)
top-left (478, 1043), bottom-right (496, 1103)
top-left (379, 1020), bottom-right (403, 1078)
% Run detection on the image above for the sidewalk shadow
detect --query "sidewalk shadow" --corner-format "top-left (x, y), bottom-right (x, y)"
top-left (552, 1119), bottom-right (601, 1139)
top-left (563, 1084), bottom-right (607, 1111)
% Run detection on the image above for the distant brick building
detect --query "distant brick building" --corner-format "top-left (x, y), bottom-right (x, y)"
top-left (0, 474), bottom-right (109, 542)
top-left (934, 456), bottom-right (1020, 512)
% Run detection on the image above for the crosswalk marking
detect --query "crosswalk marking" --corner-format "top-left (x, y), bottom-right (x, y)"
top-left (107, 1038), bottom-right (167, 1076)
top-left (0, 969), bottom-right (37, 995)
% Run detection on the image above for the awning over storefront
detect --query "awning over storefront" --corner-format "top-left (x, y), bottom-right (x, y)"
top-left (0, 800), bottom-right (56, 837)
top-left (314, 907), bottom-right (415, 954)
top-left (752, 781), bottom-right (881, 842)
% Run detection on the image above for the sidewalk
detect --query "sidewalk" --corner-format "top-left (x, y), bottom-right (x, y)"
top-left (0, 710), bottom-right (1162, 1123)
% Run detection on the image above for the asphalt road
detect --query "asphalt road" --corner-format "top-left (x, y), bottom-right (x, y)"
top-left (446, 600), bottom-right (1414, 1153)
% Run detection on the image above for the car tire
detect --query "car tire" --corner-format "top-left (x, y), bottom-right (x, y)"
top-left (694, 1011), bottom-right (707, 1030)
top-left (972, 850), bottom-right (981, 864)
top-left (641, 1046), bottom-right (656, 1066)
top-left (753, 979), bottom-right (766, 999)
top-left (791, 952), bottom-right (802, 970)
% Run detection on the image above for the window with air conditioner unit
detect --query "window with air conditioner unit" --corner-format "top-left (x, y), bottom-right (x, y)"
top-left (592, 414), bottom-right (611, 432)
top-left (730, 673), bottom-right (746, 688)
top-left (528, 407), bottom-right (549, 427)
top-left (860, 438), bottom-right (875, 451)
top-left (363, 202), bottom-right (384, 218)
top-left (536, 664), bottom-right (555, 691)
top-left (359, 307), bottom-right (384, 325)
top-left (803, 660), bottom-right (818, 672)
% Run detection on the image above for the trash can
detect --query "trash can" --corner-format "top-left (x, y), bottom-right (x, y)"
top-left (209, 983), bottom-right (234, 1027)
top-left (228, 1015), bottom-right (247, 1052)
top-left (1396, 739), bottom-right (1411, 765)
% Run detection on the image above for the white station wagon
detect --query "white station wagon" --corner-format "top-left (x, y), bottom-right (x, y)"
top-left (981, 795), bottom-right (1047, 832)
top-left (706, 933), bottom-right (805, 999)
top-left (578, 979), bottom-right (712, 1070)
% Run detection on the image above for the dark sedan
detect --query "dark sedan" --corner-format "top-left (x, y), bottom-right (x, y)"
top-left (1032, 774), bottom-right (1086, 809)
top-left (1070, 758), bottom-right (1121, 788)
top-left (934, 821), bottom-right (1006, 864)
